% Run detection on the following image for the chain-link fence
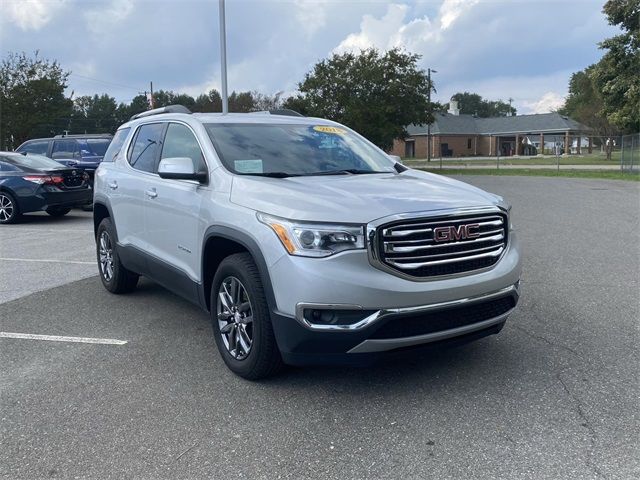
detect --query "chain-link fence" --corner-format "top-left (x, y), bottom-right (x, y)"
top-left (620, 133), bottom-right (639, 173)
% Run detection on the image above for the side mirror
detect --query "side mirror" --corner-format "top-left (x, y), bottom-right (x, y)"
top-left (158, 157), bottom-right (206, 182)
top-left (388, 154), bottom-right (403, 165)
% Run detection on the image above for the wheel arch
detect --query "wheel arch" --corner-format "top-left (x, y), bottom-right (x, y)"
top-left (201, 226), bottom-right (277, 313)
top-left (93, 201), bottom-right (114, 239)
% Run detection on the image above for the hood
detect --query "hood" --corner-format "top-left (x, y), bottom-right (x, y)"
top-left (230, 169), bottom-right (503, 224)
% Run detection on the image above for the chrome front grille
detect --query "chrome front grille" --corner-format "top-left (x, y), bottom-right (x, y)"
top-left (372, 209), bottom-right (508, 279)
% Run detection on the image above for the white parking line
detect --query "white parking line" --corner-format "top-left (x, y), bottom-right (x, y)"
top-left (0, 257), bottom-right (94, 265)
top-left (0, 332), bottom-right (127, 345)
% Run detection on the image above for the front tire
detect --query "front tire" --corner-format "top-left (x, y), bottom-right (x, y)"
top-left (0, 191), bottom-right (20, 224)
top-left (211, 253), bottom-right (283, 380)
top-left (46, 207), bottom-right (71, 217)
top-left (96, 218), bottom-right (139, 294)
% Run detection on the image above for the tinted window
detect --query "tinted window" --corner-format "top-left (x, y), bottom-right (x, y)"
top-left (1, 153), bottom-right (66, 170)
top-left (128, 123), bottom-right (164, 173)
top-left (52, 140), bottom-right (79, 160)
top-left (161, 123), bottom-right (206, 173)
top-left (204, 123), bottom-right (394, 176)
top-left (102, 128), bottom-right (130, 163)
top-left (0, 160), bottom-right (21, 172)
top-left (17, 140), bottom-right (49, 155)
top-left (86, 139), bottom-right (111, 157)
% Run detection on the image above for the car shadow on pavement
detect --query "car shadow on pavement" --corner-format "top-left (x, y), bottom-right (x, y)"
top-left (12, 210), bottom-right (92, 226)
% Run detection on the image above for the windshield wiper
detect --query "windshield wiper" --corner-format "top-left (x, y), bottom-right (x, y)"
top-left (305, 169), bottom-right (393, 176)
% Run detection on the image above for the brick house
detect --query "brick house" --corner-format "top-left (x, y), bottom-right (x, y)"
top-left (392, 101), bottom-right (592, 159)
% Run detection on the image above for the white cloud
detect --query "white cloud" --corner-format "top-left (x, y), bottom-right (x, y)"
top-left (0, 0), bottom-right (67, 30)
top-left (523, 92), bottom-right (566, 114)
top-left (293, 0), bottom-right (329, 38)
top-left (83, 0), bottom-right (134, 35)
top-left (333, 1), bottom-right (480, 54)
top-left (333, 4), bottom-right (410, 53)
top-left (439, 70), bottom-right (572, 114)
top-left (439, 0), bottom-right (479, 30)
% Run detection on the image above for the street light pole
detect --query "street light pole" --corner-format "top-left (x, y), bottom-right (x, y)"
top-left (219, 0), bottom-right (228, 114)
top-left (427, 68), bottom-right (437, 162)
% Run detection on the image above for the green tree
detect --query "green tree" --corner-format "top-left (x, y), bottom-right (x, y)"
top-left (558, 66), bottom-right (620, 159)
top-left (0, 51), bottom-right (73, 149)
top-left (229, 91), bottom-right (255, 112)
top-left (288, 48), bottom-right (434, 150)
top-left (194, 89), bottom-right (223, 112)
top-left (450, 92), bottom-right (516, 117)
top-left (71, 94), bottom-right (119, 134)
top-left (152, 90), bottom-right (195, 109)
top-left (591, 0), bottom-right (640, 131)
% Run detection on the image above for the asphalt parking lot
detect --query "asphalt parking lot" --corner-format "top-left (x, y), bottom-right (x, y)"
top-left (1, 176), bottom-right (638, 479)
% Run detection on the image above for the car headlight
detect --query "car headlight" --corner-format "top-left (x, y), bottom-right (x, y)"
top-left (257, 212), bottom-right (365, 257)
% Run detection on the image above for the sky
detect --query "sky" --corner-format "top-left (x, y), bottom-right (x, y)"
top-left (0, 0), bottom-right (619, 114)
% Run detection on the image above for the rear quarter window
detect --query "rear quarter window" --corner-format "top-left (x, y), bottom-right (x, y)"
top-left (102, 128), bottom-right (130, 162)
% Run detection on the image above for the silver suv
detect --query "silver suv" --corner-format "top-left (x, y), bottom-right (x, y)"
top-left (94, 105), bottom-right (521, 379)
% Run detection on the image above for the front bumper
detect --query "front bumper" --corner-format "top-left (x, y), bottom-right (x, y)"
top-left (267, 228), bottom-right (521, 365)
top-left (272, 282), bottom-right (519, 365)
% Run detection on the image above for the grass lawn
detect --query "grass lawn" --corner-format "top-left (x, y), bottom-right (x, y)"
top-left (405, 151), bottom-right (629, 167)
top-left (416, 168), bottom-right (640, 182)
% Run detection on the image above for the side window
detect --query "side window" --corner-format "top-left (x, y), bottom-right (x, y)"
top-left (17, 140), bottom-right (49, 155)
top-left (128, 123), bottom-right (164, 173)
top-left (161, 123), bottom-right (207, 173)
top-left (52, 140), bottom-right (79, 160)
top-left (102, 128), bottom-right (130, 162)
top-left (0, 161), bottom-right (20, 172)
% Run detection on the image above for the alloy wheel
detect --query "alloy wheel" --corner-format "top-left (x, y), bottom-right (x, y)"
top-left (99, 231), bottom-right (114, 282)
top-left (0, 194), bottom-right (14, 222)
top-left (217, 276), bottom-right (254, 360)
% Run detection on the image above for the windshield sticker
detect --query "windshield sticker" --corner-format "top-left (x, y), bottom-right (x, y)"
top-left (313, 126), bottom-right (346, 135)
top-left (234, 159), bottom-right (263, 174)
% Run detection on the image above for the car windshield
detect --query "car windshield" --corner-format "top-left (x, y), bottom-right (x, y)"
top-left (1, 153), bottom-right (66, 170)
top-left (204, 123), bottom-right (396, 176)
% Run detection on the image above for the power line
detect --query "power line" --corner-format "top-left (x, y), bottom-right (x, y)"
top-left (68, 73), bottom-right (143, 92)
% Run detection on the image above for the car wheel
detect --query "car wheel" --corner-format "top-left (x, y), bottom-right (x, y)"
top-left (96, 217), bottom-right (139, 294)
top-left (211, 253), bottom-right (283, 380)
top-left (0, 192), bottom-right (20, 224)
top-left (46, 207), bottom-right (71, 217)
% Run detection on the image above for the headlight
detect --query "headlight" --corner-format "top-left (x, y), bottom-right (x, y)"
top-left (257, 212), bottom-right (365, 257)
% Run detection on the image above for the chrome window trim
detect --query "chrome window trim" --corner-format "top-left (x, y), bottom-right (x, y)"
top-left (367, 206), bottom-right (510, 282)
top-left (295, 283), bottom-right (518, 331)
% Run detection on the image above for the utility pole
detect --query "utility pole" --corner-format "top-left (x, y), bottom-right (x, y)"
top-left (149, 81), bottom-right (155, 109)
top-left (427, 68), bottom-right (437, 162)
top-left (219, 0), bottom-right (229, 114)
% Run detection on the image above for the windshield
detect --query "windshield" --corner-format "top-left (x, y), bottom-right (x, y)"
top-left (1, 153), bottom-right (66, 170)
top-left (204, 123), bottom-right (395, 176)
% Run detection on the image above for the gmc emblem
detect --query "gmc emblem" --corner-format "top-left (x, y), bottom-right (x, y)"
top-left (433, 223), bottom-right (480, 243)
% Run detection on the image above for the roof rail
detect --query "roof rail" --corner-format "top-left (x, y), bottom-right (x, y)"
top-left (130, 104), bottom-right (192, 121)
top-left (268, 109), bottom-right (304, 117)
top-left (53, 133), bottom-right (113, 139)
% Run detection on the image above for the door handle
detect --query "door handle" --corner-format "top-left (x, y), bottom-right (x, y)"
top-left (145, 188), bottom-right (158, 199)
top-left (108, 181), bottom-right (118, 190)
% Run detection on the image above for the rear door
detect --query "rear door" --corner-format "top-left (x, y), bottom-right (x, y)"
top-left (108, 122), bottom-right (165, 252)
top-left (143, 122), bottom-right (209, 285)
top-left (51, 139), bottom-right (81, 167)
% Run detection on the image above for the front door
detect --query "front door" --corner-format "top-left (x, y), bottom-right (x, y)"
top-left (143, 122), bottom-right (209, 284)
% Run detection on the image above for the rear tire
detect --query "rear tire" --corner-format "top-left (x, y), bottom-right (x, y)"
top-left (96, 217), bottom-right (138, 294)
top-left (211, 253), bottom-right (283, 380)
top-left (46, 207), bottom-right (71, 217)
top-left (0, 191), bottom-right (20, 224)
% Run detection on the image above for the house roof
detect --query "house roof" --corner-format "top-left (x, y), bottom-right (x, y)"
top-left (408, 112), bottom-right (590, 136)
